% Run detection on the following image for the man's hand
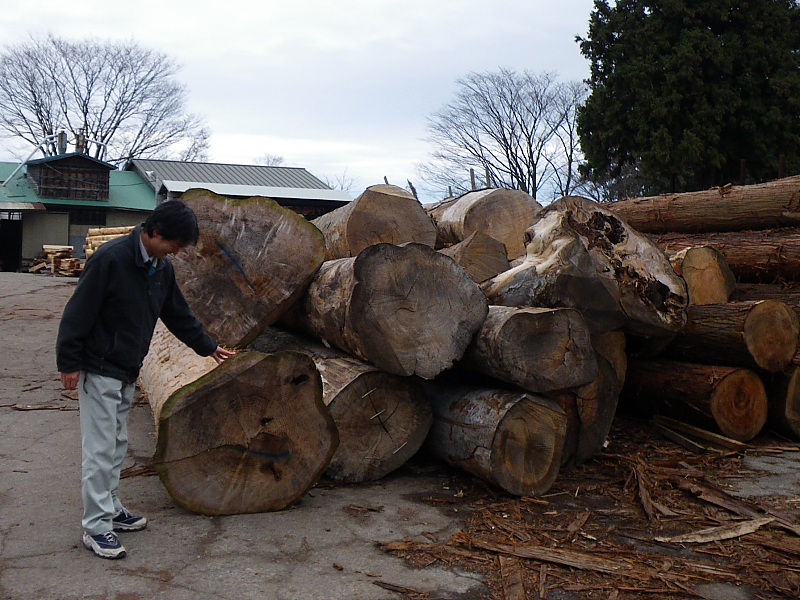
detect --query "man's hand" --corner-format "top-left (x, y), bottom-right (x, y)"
top-left (61, 371), bottom-right (80, 390)
top-left (211, 346), bottom-right (236, 365)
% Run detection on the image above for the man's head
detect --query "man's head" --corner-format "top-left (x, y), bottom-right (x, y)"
top-left (142, 200), bottom-right (200, 259)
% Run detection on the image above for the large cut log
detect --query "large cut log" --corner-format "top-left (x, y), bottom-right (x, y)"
top-left (426, 188), bottom-right (542, 259)
top-left (249, 327), bottom-right (432, 482)
top-left (591, 330), bottom-right (627, 388)
top-left (670, 246), bottom-right (736, 306)
top-left (654, 228), bottom-right (800, 283)
top-left (171, 189), bottom-right (327, 348)
top-left (731, 283), bottom-right (800, 307)
top-left (482, 195), bottom-right (688, 337)
top-left (312, 184), bottom-right (436, 259)
top-left (139, 322), bottom-right (338, 515)
top-left (664, 300), bottom-right (800, 373)
top-left (461, 305), bottom-right (598, 394)
top-left (282, 243), bottom-right (488, 379)
top-left (606, 175), bottom-right (800, 234)
top-left (439, 231), bottom-right (509, 284)
top-left (764, 365), bottom-right (800, 440)
top-left (622, 358), bottom-right (768, 442)
top-left (423, 383), bottom-right (566, 496)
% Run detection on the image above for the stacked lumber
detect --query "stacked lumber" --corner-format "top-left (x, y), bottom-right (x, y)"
top-left (84, 225), bottom-right (134, 258)
top-left (29, 245), bottom-right (82, 276)
top-left (608, 175), bottom-right (800, 441)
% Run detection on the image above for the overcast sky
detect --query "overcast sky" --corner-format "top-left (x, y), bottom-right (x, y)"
top-left (0, 0), bottom-right (595, 201)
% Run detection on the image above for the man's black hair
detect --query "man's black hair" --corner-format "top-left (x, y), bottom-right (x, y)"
top-left (143, 200), bottom-right (200, 245)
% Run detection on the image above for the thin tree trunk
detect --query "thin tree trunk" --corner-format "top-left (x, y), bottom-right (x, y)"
top-left (249, 327), bottom-right (432, 482)
top-left (172, 189), bottom-right (327, 348)
top-left (139, 322), bottom-right (338, 515)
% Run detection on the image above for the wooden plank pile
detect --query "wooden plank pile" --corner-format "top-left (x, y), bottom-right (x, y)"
top-left (84, 225), bottom-right (135, 258)
top-left (29, 245), bottom-right (82, 276)
top-left (606, 176), bottom-right (800, 443)
top-left (135, 184), bottom-right (698, 515)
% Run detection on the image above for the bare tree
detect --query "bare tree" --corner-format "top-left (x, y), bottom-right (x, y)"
top-left (254, 153), bottom-right (286, 167)
top-left (321, 168), bottom-right (359, 195)
top-left (418, 69), bottom-right (585, 201)
top-left (0, 35), bottom-right (208, 166)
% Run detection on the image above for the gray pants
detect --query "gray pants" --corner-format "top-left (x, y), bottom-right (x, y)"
top-left (78, 371), bottom-right (135, 535)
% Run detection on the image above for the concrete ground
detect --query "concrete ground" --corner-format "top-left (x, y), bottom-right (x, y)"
top-left (0, 272), bottom-right (486, 600)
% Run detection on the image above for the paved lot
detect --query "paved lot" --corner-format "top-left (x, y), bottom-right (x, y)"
top-left (0, 272), bottom-right (486, 600)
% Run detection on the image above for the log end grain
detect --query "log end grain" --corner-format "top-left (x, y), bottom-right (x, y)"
top-left (743, 300), bottom-right (800, 372)
top-left (153, 351), bottom-right (337, 515)
top-left (671, 246), bottom-right (736, 305)
top-left (710, 369), bottom-right (768, 442)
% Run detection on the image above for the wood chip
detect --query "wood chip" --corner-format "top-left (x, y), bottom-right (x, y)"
top-left (655, 517), bottom-right (774, 543)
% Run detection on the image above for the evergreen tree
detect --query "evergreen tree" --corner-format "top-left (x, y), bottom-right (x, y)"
top-left (577, 0), bottom-right (800, 193)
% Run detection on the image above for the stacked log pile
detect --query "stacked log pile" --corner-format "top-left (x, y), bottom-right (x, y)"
top-left (608, 176), bottom-right (800, 441)
top-left (84, 225), bottom-right (135, 258)
top-left (29, 245), bottom-right (82, 276)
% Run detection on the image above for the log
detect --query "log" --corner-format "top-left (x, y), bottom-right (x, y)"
top-left (654, 227), bottom-right (800, 283)
top-left (282, 243), bottom-right (488, 379)
top-left (572, 354), bottom-right (621, 464)
top-left (764, 365), bottom-right (800, 440)
top-left (248, 327), bottom-right (432, 482)
top-left (670, 246), bottom-right (736, 305)
top-left (426, 188), bottom-right (542, 259)
top-left (591, 330), bottom-right (627, 388)
top-left (423, 383), bottom-right (566, 496)
top-left (139, 322), bottom-right (338, 515)
top-left (461, 305), bottom-right (598, 394)
top-left (482, 196), bottom-right (688, 337)
top-left (439, 231), bottom-right (509, 284)
top-left (311, 184), bottom-right (436, 259)
top-left (622, 358), bottom-right (768, 442)
top-left (170, 189), bottom-right (327, 348)
top-left (605, 175), bottom-right (800, 234)
top-left (87, 225), bottom-right (135, 236)
top-left (664, 300), bottom-right (800, 373)
top-left (731, 283), bottom-right (800, 307)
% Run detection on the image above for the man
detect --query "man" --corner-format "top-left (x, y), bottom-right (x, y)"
top-left (57, 200), bottom-right (234, 559)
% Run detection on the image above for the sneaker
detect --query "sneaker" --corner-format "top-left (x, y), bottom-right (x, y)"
top-left (112, 507), bottom-right (147, 532)
top-left (82, 531), bottom-right (126, 559)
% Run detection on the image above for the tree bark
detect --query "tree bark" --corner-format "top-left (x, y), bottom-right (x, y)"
top-left (654, 228), bottom-right (800, 283)
top-left (282, 243), bottom-right (488, 379)
top-left (664, 300), bottom-right (800, 373)
top-left (423, 383), bottom-right (566, 496)
top-left (670, 246), bottom-right (736, 305)
top-left (605, 175), bottom-right (800, 234)
top-left (622, 358), bottom-right (768, 442)
top-left (426, 188), bottom-right (542, 259)
top-left (572, 355), bottom-right (621, 464)
top-left (139, 322), bottom-right (338, 515)
top-left (462, 305), bottom-right (598, 394)
top-left (312, 184), bottom-right (437, 259)
top-left (248, 327), bottom-right (432, 482)
top-left (171, 189), bottom-right (327, 348)
top-left (482, 196), bottom-right (688, 337)
top-left (730, 283), bottom-right (800, 306)
top-left (439, 231), bottom-right (509, 284)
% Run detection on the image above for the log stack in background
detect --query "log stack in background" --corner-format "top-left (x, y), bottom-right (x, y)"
top-left (608, 175), bottom-right (800, 441)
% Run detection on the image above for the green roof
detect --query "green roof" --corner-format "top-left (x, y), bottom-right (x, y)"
top-left (0, 162), bottom-right (155, 211)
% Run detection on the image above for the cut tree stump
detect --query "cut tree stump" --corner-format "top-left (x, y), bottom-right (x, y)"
top-left (654, 227), bottom-right (800, 283)
top-left (670, 246), bottom-right (736, 305)
top-left (622, 358), bottom-right (768, 442)
top-left (765, 365), bottom-right (800, 441)
top-left (439, 231), bottom-right (509, 284)
top-left (423, 383), bottom-right (566, 496)
top-left (171, 189), bottom-right (327, 348)
top-left (664, 300), bottom-right (800, 373)
top-left (605, 175), bottom-right (800, 234)
top-left (282, 243), bottom-right (488, 379)
top-left (312, 184), bottom-right (436, 259)
top-left (462, 305), bottom-right (598, 394)
top-left (139, 322), bottom-right (338, 515)
top-left (249, 327), bottom-right (432, 482)
top-left (426, 188), bottom-right (542, 259)
top-left (483, 195), bottom-right (688, 337)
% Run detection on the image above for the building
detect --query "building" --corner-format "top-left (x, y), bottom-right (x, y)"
top-left (0, 154), bottom-right (155, 272)
top-left (125, 159), bottom-right (352, 219)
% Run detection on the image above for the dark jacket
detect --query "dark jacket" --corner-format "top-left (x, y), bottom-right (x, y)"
top-left (56, 225), bottom-right (217, 383)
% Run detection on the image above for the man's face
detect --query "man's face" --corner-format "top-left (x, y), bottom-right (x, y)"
top-left (149, 231), bottom-right (185, 258)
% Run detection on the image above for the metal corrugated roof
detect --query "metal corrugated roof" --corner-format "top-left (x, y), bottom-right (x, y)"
top-left (159, 181), bottom-right (352, 202)
top-left (129, 159), bottom-right (333, 190)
